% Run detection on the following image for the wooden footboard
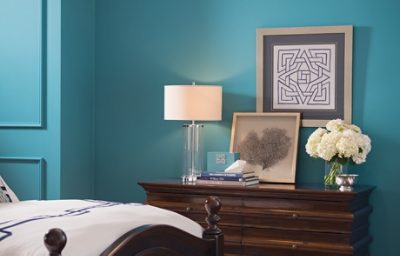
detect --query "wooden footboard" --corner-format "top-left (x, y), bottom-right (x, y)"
top-left (44, 196), bottom-right (223, 256)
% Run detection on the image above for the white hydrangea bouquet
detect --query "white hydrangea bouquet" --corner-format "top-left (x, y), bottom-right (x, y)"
top-left (305, 119), bottom-right (371, 186)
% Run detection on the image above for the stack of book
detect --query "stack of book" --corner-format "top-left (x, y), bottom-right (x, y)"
top-left (196, 171), bottom-right (259, 186)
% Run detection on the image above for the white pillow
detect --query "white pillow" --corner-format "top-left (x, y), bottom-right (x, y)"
top-left (0, 176), bottom-right (19, 202)
top-left (0, 188), bottom-right (11, 203)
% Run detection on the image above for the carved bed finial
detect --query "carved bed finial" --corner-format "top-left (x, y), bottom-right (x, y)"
top-left (204, 196), bottom-right (222, 237)
top-left (44, 228), bottom-right (67, 256)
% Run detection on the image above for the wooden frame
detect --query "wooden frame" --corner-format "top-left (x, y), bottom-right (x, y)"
top-left (230, 112), bottom-right (300, 183)
top-left (256, 25), bottom-right (353, 127)
top-left (43, 196), bottom-right (223, 256)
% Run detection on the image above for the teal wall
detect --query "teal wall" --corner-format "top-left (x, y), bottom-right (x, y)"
top-left (60, 0), bottom-right (95, 198)
top-left (0, 0), bottom-right (62, 199)
top-left (0, 0), bottom-right (95, 200)
top-left (95, 0), bottom-right (400, 255)
top-left (1, 0), bottom-right (399, 254)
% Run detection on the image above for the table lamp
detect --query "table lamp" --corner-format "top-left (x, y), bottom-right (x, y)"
top-left (164, 84), bottom-right (222, 183)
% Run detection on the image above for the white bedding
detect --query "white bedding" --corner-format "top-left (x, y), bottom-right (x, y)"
top-left (0, 200), bottom-right (203, 256)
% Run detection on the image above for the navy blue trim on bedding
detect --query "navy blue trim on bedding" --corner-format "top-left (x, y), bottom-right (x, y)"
top-left (0, 200), bottom-right (125, 242)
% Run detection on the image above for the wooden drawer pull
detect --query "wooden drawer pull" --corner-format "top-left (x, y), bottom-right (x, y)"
top-left (291, 213), bottom-right (299, 219)
top-left (291, 244), bottom-right (297, 249)
top-left (185, 206), bottom-right (192, 212)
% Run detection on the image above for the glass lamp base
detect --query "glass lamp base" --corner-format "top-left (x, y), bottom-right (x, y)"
top-left (182, 174), bottom-right (198, 184)
top-left (181, 123), bottom-right (204, 184)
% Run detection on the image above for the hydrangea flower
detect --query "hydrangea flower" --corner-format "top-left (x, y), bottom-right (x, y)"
top-left (305, 128), bottom-right (327, 157)
top-left (305, 119), bottom-right (371, 164)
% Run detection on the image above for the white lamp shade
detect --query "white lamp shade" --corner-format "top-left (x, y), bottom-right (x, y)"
top-left (164, 85), bottom-right (222, 121)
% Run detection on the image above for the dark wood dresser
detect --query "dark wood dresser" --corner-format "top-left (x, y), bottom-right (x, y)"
top-left (139, 180), bottom-right (374, 256)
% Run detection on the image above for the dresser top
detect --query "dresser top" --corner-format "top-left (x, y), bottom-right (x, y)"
top-left (139, 180), bottom-right (375, 199)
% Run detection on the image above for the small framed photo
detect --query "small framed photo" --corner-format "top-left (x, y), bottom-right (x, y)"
top-left (256, 26), bottom-right (353, 127)
top-left (230, 112), bottom-right (300, 183)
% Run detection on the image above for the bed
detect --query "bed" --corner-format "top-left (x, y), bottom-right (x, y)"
top-left (0, 177), bottom-right (223, 256)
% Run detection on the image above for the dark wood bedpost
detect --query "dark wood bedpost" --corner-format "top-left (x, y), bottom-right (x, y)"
top-left (44, 228), bottom-right (67, 256)
top-left (203, 196), bottom-right (224, 256)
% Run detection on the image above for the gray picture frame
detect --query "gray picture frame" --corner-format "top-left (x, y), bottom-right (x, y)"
top-left (256, 26), bottom-right (353, 127)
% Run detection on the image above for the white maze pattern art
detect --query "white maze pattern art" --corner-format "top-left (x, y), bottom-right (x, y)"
top-left (273, 44), bottom-right (336, 110)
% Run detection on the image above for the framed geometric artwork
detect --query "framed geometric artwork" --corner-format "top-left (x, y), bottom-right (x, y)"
top-left (256, 26), bottom-right (353, 127)
top-left (230, 112), bottom-right (300, 183)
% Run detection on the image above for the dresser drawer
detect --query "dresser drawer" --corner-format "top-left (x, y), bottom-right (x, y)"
top-left (242, 237), bottom-right (371, 256)
top-left (243, 206), bottom-right (372, 235)
top-left (243, 209), bottom-right (369, 232)
top-left (177, 220), bottom-right (241, 245)
top-left (242, 224), bottom-right (369, 245)
top-left (225, 241), bottom-right (242, 256)
top-left (147, 193), bottom-right (242, 212)
top-left (212, 225), bottom-right (241, 244)
top-left (242, 212), bottom-right (352, 232)
top-left (242, 245), bottom-right (352, 256)
top-left (146, 193), bottom-right (242, 226)
top-left (243, 197), bottom-right (356, 212)
top-left (183, 211), bottom-right (242, 228)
